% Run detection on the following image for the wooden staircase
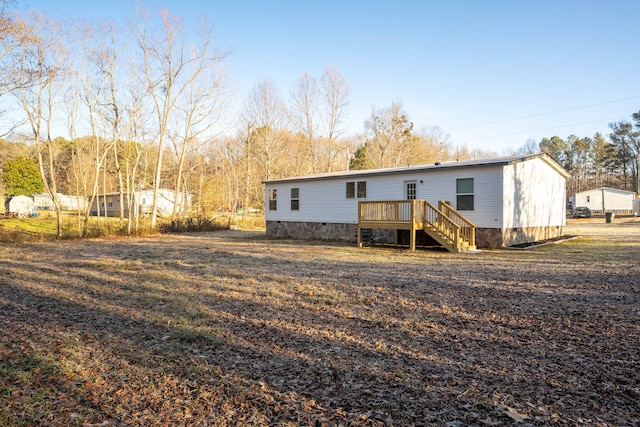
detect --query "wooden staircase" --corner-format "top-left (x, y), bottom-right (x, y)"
top-left (357, 199), bottom-right (476, 253)
top-left (422, 201), bottom-right (476, 253)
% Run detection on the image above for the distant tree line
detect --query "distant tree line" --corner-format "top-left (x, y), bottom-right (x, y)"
top-left (520, 113), bottom-right (640, 196)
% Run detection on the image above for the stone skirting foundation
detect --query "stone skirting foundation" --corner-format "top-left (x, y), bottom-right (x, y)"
top-left (502, 225), bottom-right (565, 248)
top-left (266, 221), bottom-right (354, 241)
top-left (266, 221), bottom-right (565, 249)
top-left (476, 226), bottom-right (565, 248)
top-left (266, 221), bottom-right (396, 243)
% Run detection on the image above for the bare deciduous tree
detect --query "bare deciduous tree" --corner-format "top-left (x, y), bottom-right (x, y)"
top-left (288, 67), bottom-right (351, 174)
top-left (412, 125), bottom-right (452, 163)
top-left (91, 21), bottom-right (131, 230)
top-left (168, 30), bottom-right (230, 216)
top-left (242, 79), bottom-right (288, 184)
top-left (64, 20), bottom-right (123, 236)
top-left (364, 99), bottom-right (415, 168)
top-left (138, 9), bottom-right (211, 226)
top-left (10, 12), bottom-right (66, 236)
top-left (289, 72), bottom-right (320, 172)
top-left (0, 3), bottom-right (30, 136)
top-left (320, 66), bottom-right (350, 171)
top-left (136, 9), bottom-right (229, 226)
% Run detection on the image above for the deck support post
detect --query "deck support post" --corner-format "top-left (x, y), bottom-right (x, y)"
top-left (357, 201), bottom-right (363, 247)
top-left (409, 199), bottom-right (416, 251)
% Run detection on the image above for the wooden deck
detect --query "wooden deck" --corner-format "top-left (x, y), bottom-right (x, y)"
top-left (357, 200), bottom-right (476, 253)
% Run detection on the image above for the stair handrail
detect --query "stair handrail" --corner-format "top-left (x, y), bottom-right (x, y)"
top-left (423, 201), bottom-right (460, 248)
top-left (438, 201), bottom-right (476, 247)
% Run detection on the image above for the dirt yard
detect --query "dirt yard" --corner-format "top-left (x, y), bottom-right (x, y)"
top-left (1, 220), bottom-right (638, 426)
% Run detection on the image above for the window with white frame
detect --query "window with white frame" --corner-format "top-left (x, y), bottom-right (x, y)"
top-left (456, 178), bottom-right (474, 210)
top-left (269, 189), bottom-right (277, 210)
top-left (356, 181), bottom-right (367, 198)
top-left (291, 188), bottom-right (299, 210)
top-left (347, 181), bottom-right (367, 199)
top-left (346, 182), bottom-right (355, 199)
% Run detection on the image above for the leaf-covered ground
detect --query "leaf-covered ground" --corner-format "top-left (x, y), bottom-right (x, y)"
top-left (1, 220), bottom-right (639, 426)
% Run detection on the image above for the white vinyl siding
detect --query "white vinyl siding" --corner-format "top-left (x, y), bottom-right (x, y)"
top-left (266, 180), bottom-right (360, 223)
top-left (266, 174), bottom-right (425, 224)
top-left (265, 166), bottom-right (505, 228)
top-left (420, 167), bottom-right (503, 228)
top-left (573, 188), bottom-right (635, 212)
top-left (503, 157), bottom-right (566, 229)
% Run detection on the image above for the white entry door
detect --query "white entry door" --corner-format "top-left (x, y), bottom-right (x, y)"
top-left (405, 181), bottom-right (417, 200)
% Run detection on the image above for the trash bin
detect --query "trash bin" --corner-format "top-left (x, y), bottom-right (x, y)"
top-left (605, 212), bottom-right (615, 223)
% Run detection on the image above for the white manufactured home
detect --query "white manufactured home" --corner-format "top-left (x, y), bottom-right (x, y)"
top-left (90, 189), bottom-right (192, 218)
top-left (32, 193), bottom-right (89, 211)
top-left (570, 187), bottom-right (636, 215)
top-left (264, 153), bottom-right (570, 249)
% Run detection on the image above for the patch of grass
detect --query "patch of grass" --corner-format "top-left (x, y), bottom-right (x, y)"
top-left (0, 212), bottom-right (162, 242)
top-left (0, 209), bottom-right (266, 242)
top-left (230, 214), bottom-right (265, 231)
top-left (169, 328), bottom-right (226, 346)
top-left (0, 216), bottom-right (58, 234)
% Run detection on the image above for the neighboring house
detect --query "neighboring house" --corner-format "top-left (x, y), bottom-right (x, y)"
top-left (5, 195), bottom-right (35, 217)
top-left (569, 187), bottom-right (636, 215)
top-left (32, 193), bottom-right (89, 211)
top-left (89, 189), bottom-right (193, 218)
top-left (32, 193), bottom-right (54, 210)
top-left (264, 153), bottom-right (570, 249)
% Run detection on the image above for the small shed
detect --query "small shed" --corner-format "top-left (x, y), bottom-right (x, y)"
top-left (5, 195), bottom-right (35, 217)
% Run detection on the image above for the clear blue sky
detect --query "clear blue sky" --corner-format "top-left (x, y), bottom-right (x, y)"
top-left (21, 0), bottom-right (640, 154)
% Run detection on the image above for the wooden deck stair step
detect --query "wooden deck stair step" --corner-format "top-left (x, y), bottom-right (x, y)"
top-left (423, 219), bottom-right (476, 253)
top-left (424, 227), bottom-right (464, 252)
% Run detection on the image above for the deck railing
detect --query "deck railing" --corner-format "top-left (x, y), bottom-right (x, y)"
top-left (358, 200), bottom-right (423, 228)
top-left (358, 200), bottom-right (422, 250)
top-left (438, 201), bottom-right (476, 247)
top-left (423, 201), bottom-right (460, 249)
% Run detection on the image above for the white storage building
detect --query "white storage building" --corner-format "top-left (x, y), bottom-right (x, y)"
top-left (570, 187), bottom-right (635, 215)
